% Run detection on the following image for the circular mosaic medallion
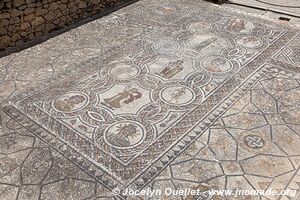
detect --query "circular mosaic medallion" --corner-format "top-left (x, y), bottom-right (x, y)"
top-left (152, 40), bottom-right (179, 54)
top-left (104, 121), bottom-right (146, 149)
top-left (188, 22), bottom-right (211, 34)
top-left (160, 85), bottom-right (195, 106)
top-left (235, 35), bottom-right (263, 48)
top-left (53, 92), bottom-right (89, 113)
top-left (201, 56), bottom-right (233, 73)
top-left (109, 63), bottom-right (140, 80)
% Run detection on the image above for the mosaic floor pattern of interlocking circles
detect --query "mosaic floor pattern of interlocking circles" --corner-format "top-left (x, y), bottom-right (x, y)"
top-left (2, 0), bottom-right (300, 199)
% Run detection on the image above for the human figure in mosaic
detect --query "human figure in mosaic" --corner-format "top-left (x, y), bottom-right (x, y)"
top-left (159, 60), bottom-right (184, 79)
top-left (107, 124), bottom-right (138, 147)
top-left (104, 88), bottom-right (142, 109)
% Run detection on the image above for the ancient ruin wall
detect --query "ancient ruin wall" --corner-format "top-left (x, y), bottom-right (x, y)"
top-left (0, 0), bottom-right (124, 50)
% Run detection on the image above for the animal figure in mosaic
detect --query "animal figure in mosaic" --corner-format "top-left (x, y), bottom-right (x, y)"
top-left (195, 38), bottom-right (218, 52)
top-left (159, 60), bottom-right (184, 79)
top-left (54, 95), bottom-right (86, 112)
top-left (227, 19), bottom-right (247, 32)
top-left (170, 87), bottom-right (187, 103)
top-left (107, 124), bottom-right (138, 147)
top-left (104, 87), bottom-right (142, 109)
top-left (156, 7), bottom-right (175, 15)
top-left (207, 58), bottom-right (227, 72)
top-left (114, 66), bottom-right (135, 79)
top-left (240, 37), bottom-right (259, 46)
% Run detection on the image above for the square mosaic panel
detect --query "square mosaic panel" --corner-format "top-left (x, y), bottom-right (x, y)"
top-left (2, 0), bottom-right (298, 198)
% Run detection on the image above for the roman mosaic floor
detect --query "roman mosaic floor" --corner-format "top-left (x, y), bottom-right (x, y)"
top-left (0, 0), bottom-right (300, 199)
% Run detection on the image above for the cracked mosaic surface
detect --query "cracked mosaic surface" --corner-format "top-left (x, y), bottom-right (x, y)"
top-left (0, 113), bottom-right (115, 200)
top-left (145, 66), bottom-right (300, 200)
top-left (0, 0), bottom-right (300, 199)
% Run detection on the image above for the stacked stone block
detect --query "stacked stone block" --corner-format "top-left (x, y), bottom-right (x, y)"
top-left (0, 0), bottom-right (120, 50)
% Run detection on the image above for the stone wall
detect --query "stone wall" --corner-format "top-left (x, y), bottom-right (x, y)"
top-left (0, 0), bottom-right (125, 50)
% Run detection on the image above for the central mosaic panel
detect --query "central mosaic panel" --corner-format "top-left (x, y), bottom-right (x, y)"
top-left (2, 2), bottom-right (294, 194)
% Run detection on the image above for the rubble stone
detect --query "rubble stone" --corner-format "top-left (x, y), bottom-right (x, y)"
top-left (0, 0), bottom-right (125, 50)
